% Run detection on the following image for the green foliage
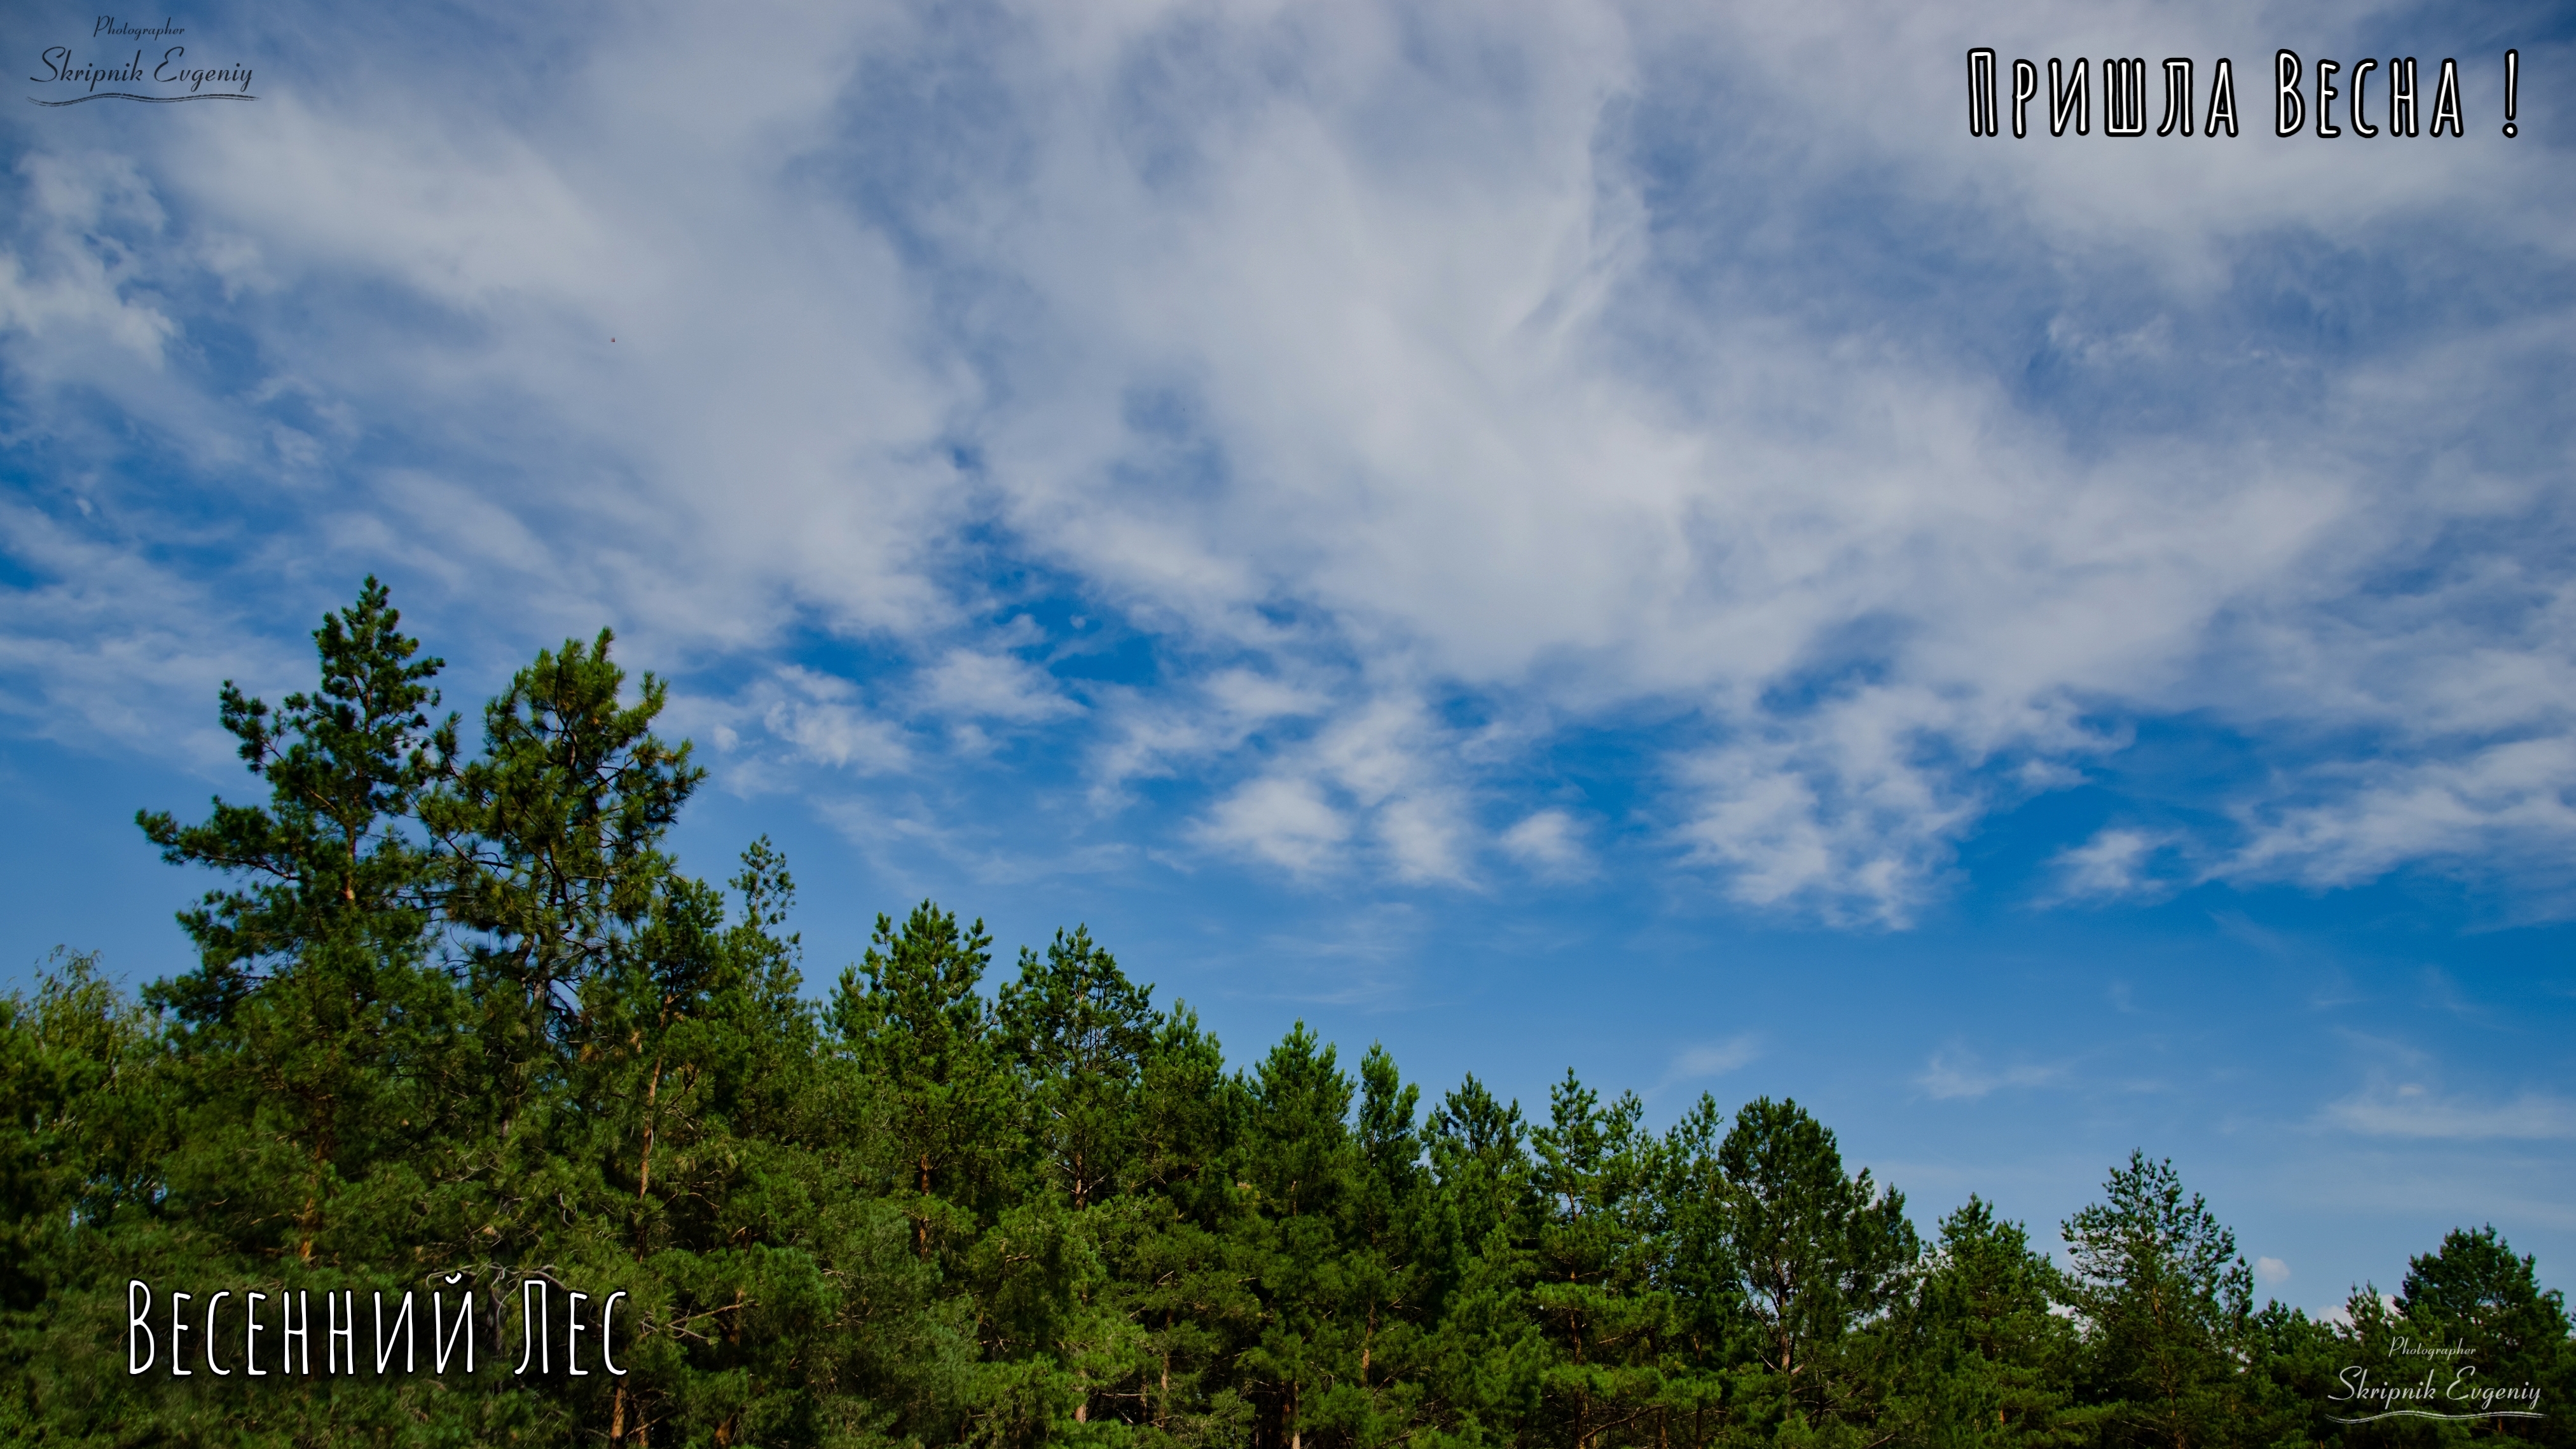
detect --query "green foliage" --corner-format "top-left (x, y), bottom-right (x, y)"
top-left (2367, 1227), bottom-right (2576, 1446)
top-left (2061, 1153), bottom-right (2255, 1449)
top-left (1712, 1095), bottom-right (1918, 1417)
top-left (1895, 1197), bottom-right (2080, 1448)
top-left (998, 928), bottom-right (1157, 1212)
top-left (1, 580), bottom-right (2564, 1449)
top-left (2398, 1227), bottom-right (2572, 1396)
top-left (835, 902), bottom-right (1022, 1258)
top-left (135, 577), bottom-right (455, 1020)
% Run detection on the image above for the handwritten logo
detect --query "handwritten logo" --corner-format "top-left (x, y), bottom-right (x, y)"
top-left (2327, 1350), bottom-right (2546, 1425)
top-left (27, 17), bottom-right (254, 106)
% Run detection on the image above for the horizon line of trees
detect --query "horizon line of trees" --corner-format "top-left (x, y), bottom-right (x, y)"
top-left (1, 580), bottom-right (2568, 1448)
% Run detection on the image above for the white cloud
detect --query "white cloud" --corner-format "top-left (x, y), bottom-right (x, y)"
top-left (1169, 689), bottom-right (1485, 883)
top-left (2322, 1082), bottom-right (2576, 1142)
top-left (765, 696), bottom-right (908, 776)
top-left (1675, 694), bottom-right (1991, 926)
top-left (2050, 828), bottom-right (2183, 903)
top-left (1088, 668), bottom-right (1329, 800)
top-left (1918, 1048), bottom-right (2063, 1102)
top-left (1196, 775), bottom-right (1351, 875)
top-left (1376, 795), bottom-right (1471, 886)
top-left (0, 155), bottom-right (179, 369)
top-left (2228, 737), bottom-right (2576, 895)
top-left (696, 666), bottom-right (912, 782)
top-left (2256, 1256), bottom-right (2290, 1288)
top-left (1655, 1033), bottom-right (1762, 1094)
top-left (0, 500), bottom-right (286, 771)
top-left (918, 649), bottom-right (1083, 724)
top-left (1499, 809), bottom-right (1590, 877)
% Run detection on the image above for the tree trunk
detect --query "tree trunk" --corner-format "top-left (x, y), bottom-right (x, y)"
top-left (637, 1053), bottom-right (665, 1202)
top-left (915, 1150), bottom-right (935, 1258)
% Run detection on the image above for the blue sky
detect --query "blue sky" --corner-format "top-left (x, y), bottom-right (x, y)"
top-left (5, 0), bottom-right (2572, 1313)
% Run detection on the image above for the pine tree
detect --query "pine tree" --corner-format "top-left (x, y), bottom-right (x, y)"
top-left (135, 579), bottom-right (468, 1264)
top-left (1898, 1196), bottom-right (2080, 1447)
top-left (136, 576), bottom-right (455, 1018)
top-left (2395, 1226), bottom-right (2572, 1445)
top-left (832, 903), bottom-right (1023, 1259)
top-left (1417, 1075), bottom-right (1547, 1444)
top-left (1239, 1023), bottom-right (1357, 1449)
top-left (1096, 1003), bottom-right (1257, 1443)
top-left (1304, 1045), bottom-right (1434, 1446)
top-left (1712, 1095), bottom-right (1918, 1434)
top-left (424, 627), bottom-right (703, 1133)
top-left (1528, 1071), bottom-right (1677, 1449)
top-left (997, 926), bottom-right (1158, 1211)
top-left (2060, 1153), bottom-right (2253, 1449)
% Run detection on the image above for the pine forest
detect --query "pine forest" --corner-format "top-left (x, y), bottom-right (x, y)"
top-left (3, 581), bottom-right (2567, 1448)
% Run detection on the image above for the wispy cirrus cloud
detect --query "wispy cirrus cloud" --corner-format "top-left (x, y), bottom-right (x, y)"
top-left (1917, 1047), bottom-right (2064, 1102)
top-left (1655, 1033), bottom-right (1763, 1095)
top-left (2048, 827), bottom-right (2189, 904)
top-left (2322, 1080), bottom-right (2576, 1142)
